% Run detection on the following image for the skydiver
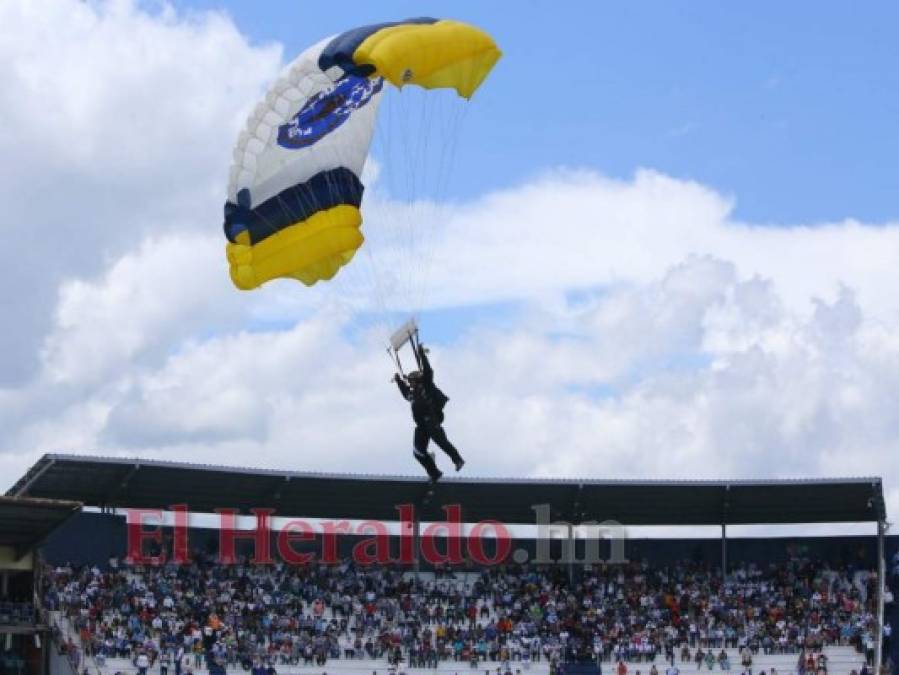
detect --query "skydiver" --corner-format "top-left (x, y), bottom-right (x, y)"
top-left (394, 343), bottom-right (465, 483)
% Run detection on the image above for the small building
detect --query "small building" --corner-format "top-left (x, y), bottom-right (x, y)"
top-left (0, 495), bottom-right (81, 675)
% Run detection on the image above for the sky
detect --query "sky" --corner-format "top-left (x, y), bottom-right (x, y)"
top-left (169, 0), bottom-right (899, 224)
top-left (2, 0), bottom-right (899, 529)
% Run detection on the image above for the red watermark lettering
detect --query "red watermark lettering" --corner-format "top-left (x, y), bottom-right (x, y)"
top-left (352, 520), bottom-right (391, 564)
top-left (320, 519), bottom-right (352, 564)
top-left (123, 502), bottom-right (626, 568)
top-left (217, 508), bottom-right (274, 564)
top-left (276, 519), bottom-right (316, 566)
top-left (421, 504), bottom-right (464, 565)
top-left (468, 519), bottom-right (512, 566)
top-left (126, 508), bottom-right (165, 566)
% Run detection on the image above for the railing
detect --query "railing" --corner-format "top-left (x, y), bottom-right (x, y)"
top-left (49, 624), bottom-right (82, 675)
top-left (49, 613), bottom-right (101, 675)
top-left (0, 601), bottom-right (36, 625)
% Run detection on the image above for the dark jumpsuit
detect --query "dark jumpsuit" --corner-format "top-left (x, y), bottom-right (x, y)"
top-left (396, 347), bottom-right (463, 479)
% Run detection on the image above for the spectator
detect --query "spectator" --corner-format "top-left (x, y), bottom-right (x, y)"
top-left (43, 556), bottom-right (880, 672)
top-left (718, 651), bottom-right (730, 671)
top-left (135, 650), bottom-right (150, 675)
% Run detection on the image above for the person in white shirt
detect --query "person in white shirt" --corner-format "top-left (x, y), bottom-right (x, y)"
top-left (135, 652), bottom-right (150, 675)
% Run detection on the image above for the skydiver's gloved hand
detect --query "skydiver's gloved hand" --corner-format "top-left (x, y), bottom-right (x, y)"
top-left (393, 373), bottom-right (403, 384)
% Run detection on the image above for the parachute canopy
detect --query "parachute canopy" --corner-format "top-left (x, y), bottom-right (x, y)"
top-left (223, 18), bottom-right (501, 291)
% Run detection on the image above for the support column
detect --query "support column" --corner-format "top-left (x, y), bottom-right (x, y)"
top-left (413, 511), bottom-right (422, 584)
top-left (568, 523), bottom-right (575, 585)
top-left (721, 524), bottom-right (728, 581)
top-left (875, 519), bottom-right (886, 675)
top-left (42, 630), bottom-right (50, 675)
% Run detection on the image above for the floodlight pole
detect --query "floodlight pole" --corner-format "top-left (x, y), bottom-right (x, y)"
top-left (875, 519), bottom-right (885, 675)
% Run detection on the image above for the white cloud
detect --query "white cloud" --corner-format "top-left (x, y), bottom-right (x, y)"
top-left (41, 232), bottom-right (243, 385)
top-left (0, 0), bottom-right (280, 383)
top-left (12, 248), bottom-right (899, 517)
top-left (2, 0), bottom-right (898, 528)
top-left (424, 169), bottom-right (899, 319)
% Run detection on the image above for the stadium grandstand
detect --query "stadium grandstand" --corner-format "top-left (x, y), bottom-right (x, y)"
top-left (4, 454), bottom-right (898, 675)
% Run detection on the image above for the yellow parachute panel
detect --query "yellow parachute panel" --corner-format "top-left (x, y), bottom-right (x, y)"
top-left (354, 20), bottom-right (501, 99)
top-left (226, 205), bottom-right (363, 290)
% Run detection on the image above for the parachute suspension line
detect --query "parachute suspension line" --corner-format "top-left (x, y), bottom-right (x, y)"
top-left (394, 88), bottom-right (437, 319)
top-left (412, 88), bottom-right (468, 319)
top-left (410, 88), bottom-right (432, 316)
top-left (378, 88), bottom-right (415, 342)
top-left (357, 92), bottom-right (401, 341)
top-left (361, 89), bottom-right (414, 356)
top-left (387, 344), bottom-right (404, 376)
top-left (409, 87), bottom-right (435, 319)
top-left (363, 75), bottom-right (474, 350)
top-left (393, 89), bottom-right (412, 319)
top-left (431, 80), bottom-right (472, 305)
top-left (410, 326), bottom-right (424, 371)
top-left (372, 88), bottom-right (406, 319)
top-left (284, 79), bottom-right (468, 339)
top-left (390, 87), bottom-right (414, 319)
top-left (405, 90), bottom-right (425, 317)
top-left (403, 84), bottom-right (471, 323)
top-left (392, 89), bottom-right (424, 327)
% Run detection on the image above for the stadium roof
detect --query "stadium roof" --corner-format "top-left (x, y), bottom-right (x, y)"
top-left (0, 495), bottom-right (82, 553)
top-left (7, 453), bottom-right (887, 526)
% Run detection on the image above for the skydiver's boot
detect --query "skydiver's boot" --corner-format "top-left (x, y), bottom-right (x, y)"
top-left (414, 449), bottom-right (442, 483)
top-left (431, 426), bottom-right (465, 471)
top-left (445, 445), bottom-right (465, 471)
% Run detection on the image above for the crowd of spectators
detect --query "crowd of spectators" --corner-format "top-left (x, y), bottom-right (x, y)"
top-left (43, 553), bottom-right (884, 675)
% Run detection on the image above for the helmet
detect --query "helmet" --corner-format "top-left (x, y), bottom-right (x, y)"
top-left (407, 371), bottom-right (423, 384)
